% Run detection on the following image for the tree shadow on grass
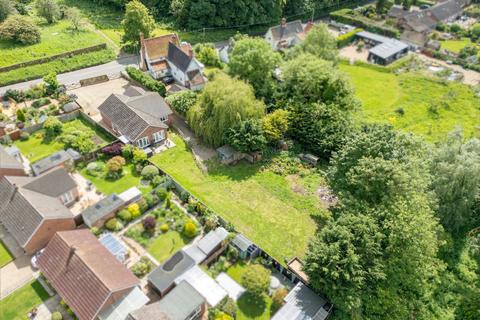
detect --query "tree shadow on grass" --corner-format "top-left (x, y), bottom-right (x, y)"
top-left (237, 292), bottom-right (267, 318)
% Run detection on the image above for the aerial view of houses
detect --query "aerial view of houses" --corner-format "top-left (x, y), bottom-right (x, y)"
top-left (0, 0), bottom-right (479, 319)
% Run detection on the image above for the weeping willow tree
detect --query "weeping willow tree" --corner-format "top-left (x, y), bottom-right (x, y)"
top-left (187, 73), bottom-right (265, 147)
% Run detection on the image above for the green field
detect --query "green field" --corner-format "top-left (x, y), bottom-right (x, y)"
top-left (150, 135), bottom-right (326, 262)
top-left (0, 240), bottom-right (13, 268)
top-left (0, 20), bottom-right (105, 67)
top-left (0, 280), bottom-right (50, 320)
top-left (340, 63), bottom-right (480, 142)
top-left (147, 231), bottom-right (191, 263)
top-left (440, 38), bottom-right (476, 53)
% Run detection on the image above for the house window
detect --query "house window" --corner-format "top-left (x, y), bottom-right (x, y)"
top-left (137, 136), bottom-right (150, 148)
top-left (61, 191), bottom-right (74, 205)
top-left (153, 131), bottom-right (165, 143)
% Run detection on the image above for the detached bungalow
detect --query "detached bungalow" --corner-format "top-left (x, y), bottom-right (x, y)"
top-left (265, 19), bottom-right (313, 51)
top-left (0, 168), bottom-right (77, 255)
top-left (98, 86), bottom-right (173, 149)
top-left (357, 31), bottom-right (409, 65)
top-left (38, 229), bottom-right (148, 320)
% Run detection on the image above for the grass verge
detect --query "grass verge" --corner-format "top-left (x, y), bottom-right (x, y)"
top-left (0, 240), bottom-right (13, 268)
top-left (0, 280), bottom-right (50, 320)
top-left (146, 231), bottom-right (190, 263)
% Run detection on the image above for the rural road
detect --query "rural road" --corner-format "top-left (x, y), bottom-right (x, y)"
top-left (0, 55), bottom-right (139, 95)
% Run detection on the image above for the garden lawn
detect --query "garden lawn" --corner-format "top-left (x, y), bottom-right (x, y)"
top-left (339, 63), bottom-right (480, 142)
top-left (0, 240), bottom-right (13, 268)
top-left (0, 20), bottom-right (105, 67)
top-left (80, 163), bottom-right (152, 195)
top-left (150, 135), bottom-right (326, 263)
top-left (440, 38), bottom-right (475, 53)
top-left (14, 118), bottom-right (113, 162)
top-left (0, 280), bottom-right (50, 320)
top-left (146, 231), bottom-right (191, 263)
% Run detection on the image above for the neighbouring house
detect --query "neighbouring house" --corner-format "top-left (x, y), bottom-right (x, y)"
top-left (387, 5), bottom-right (411, 19)
top-left (357, 31), bottom-right (409, 65)
top-left (98, 86), bottom-right (173, 149)
top-left (31, 149), bottom-right (79, 176)
top-left (271, 282), bottom-right (333, 320)
top-left (0, 145), bottom-right (26, 178)
top-left (38, 229), bottom-right (148, 320)
top-left (0, 168), bottom-right (77, 255)
top-left (265, 19), bottom-right (313, 51)
top-left (184, 227), bottom-right (229, 264)
top-left (231, 233), bottom-right (260, 260)
top-left (148, 250), bottom-right (196, 296)
top-left (81, 194), bottom-right (125, 228)
top-left (139, 33), bottom-right (207, 90)
top-left (129, 281), bottom-right (206, 320)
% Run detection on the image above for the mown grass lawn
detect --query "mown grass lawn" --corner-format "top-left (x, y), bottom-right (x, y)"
top-left (80, 162), bottom-right (152, 195)
top-left (146, 231), bottom-right (191, 263)
top-left (0, 280), bottom-right (50, 320)
top-left (340, 63), bottom-right (480, 142)
top-left (14, 118), bottom-right (113, 162)
top-left (150, 135), bottom-right (326, 263)
top-left (0, 240), bottom-right (13, 268)
top-left (440, 38), bottom-right (475, 53)
top-left (0, 20), bottom-right (105, 67)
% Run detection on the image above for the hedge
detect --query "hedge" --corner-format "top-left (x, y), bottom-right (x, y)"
top-left (330, 9), bottom-right (400, 38)
top-left (424, 48), bottom-right (480, 72)
top-left (337, 28), bottom-right (364, 48)
top-left (125, 67), bottom-right (166, 97)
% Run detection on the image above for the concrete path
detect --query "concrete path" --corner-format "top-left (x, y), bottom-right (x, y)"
top-left (0, 255), bottom-right (36, 298)
top-left (34, 295), bottom-right (74, 320)
top-left (0, 55), bottom-right (139, 95)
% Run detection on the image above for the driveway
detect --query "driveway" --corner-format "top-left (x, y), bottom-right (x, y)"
top-left (0, 254), bottom-right (36, 299)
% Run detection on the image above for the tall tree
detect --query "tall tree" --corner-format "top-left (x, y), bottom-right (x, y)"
top-left (122, 0), bottom-right (155, 47)
top-left (225, 119), bottom-right (267, 153)
top-left (288, 23), bottom-right (338, 62)
top-left (0, 0), bottom-right (15, 22)
top-left (431, 129), bottom-right (480, 232)
top-left (187, 73), bottom-right (265, 147)
top-left (229, 37), bottom-right (280, 100)
top-left (35, 0), bottom-right (60, 24)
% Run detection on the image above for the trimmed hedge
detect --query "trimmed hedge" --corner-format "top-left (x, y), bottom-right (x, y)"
top-left (125, 67), bottom-right (166, 97)
top-left (330, 9), bottom-right (400, 38)
top-left (337, 28), bottom-right (364, 48)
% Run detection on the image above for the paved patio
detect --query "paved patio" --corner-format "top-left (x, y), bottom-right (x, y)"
top-left (33, 294), bottom-right (73, 320)
top-left (69, 172), bottom-right (104, 217)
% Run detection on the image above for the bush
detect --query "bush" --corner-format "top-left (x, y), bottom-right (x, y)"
top-left (106, 156), bottom-right (125, 178)
top-left (105, 218), bottom-right (123, 231)
top-left (156, 187), bottom-right (168, 200)
top-left (160, 223), bottom-right (169, 233)
top-left (336, 28), bottom-right (364, 47)
top-left (0, 15), bottom-right (41, 44)
top-left (183, 220), bottom-right (197, 238)
top-left (16, 109), bottom-right (26, 122)
top-left (151, 175), bottom-right (164, 187)
top-left (43, 116), bottom-right (62, 137)
top-left (128, 203), bottom-right (141, 219)
top-left (272, 287), bottom-right (289, 310)
top-left (35, 0), bottom-right (60, 24)
top-left (165, 192), bottom-right (172, 208)
top-left (165, 90), bottom-right (197, 116)
top-left (102, 142), bottom-right (123, 156)
top-left (51, 311), bottom-right (62, 320)
top-left (194, 43), bottom-right (222, 67)
top-left (179, 190), bottom-right (189, 203)
top-left (122, 144), bottom-right (134, 160)
top-left (142, 215), bottom-right (156, 231)
top-left (219, 297), bottom-right (236, 317)
top-left (241, 264), bottom-right (271, 296)
top-left (330, 9), bottom-right (399, 38)
top-left (43, 72), bottom-right (58, 91)
top-left (3, 89), bottom-right (26, 102)
top-left (19, 132), bottom-right (30, 141)
top-left (126, 67), bottom-right (166, 97)
top-left (132, 147), bottom-right (147, 164)
top-left (90, 227), bottom-right (101, 236)
top-left (32, 98), bottom-right (51, 108)
top-left (131, 256), bottom-right (154, 277)
top-left (117, 209), bottom-right (132, 222)
top-left (141, 165), bottom-right (159, 180)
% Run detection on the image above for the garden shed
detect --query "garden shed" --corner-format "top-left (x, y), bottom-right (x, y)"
top-left (31, 149), bottom-right (74, 176)
top-left (119, 187), bottom-right (142, 205)
top-left (196, 227), bottom-right (229, 257)
top-left (357, 31), bottom-right (409, 65)
top-left (216, 145), bottom-right (243, 165)
top-left (231, 233), bottom-right (259, 259)
top-left (81, 194), bottom-right (125, 228)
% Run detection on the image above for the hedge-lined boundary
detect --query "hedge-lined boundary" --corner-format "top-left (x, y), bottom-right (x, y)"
top-left (337, 28), bottom-right (364, 48)
top-left (330, 8), bottom-right (400, 38)
top-left (339, 55), bottom-right (414, 73)
top-left (125, 67), bottom-right (166, 97)
top-left (0, 43), bottom-right (107, 73)
top-left (423, 48), bottom-right (480, 72)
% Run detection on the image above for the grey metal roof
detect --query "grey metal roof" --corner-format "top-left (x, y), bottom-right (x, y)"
top-left (271, 283), bottom-right (330, 320)
top-left (148, 251), bottom-right (195, 293)
top-left (81, 194), bottom-right (124, 228)
top-left (0, 145), bottom-right (24, 170)
top-left (182, 245), bottom-right (207, 264)
top-left (130, 281), bottom-right (204, 320)
top-left (167, 42), bottom-right (192, 72)
top-left (196, 227), bottom-right (228, 256)
top-left (231, 233), bottom-right (253, 252)
top-left (357, 31), bottom-right (391, 44)
top-left (269, 20), bottom-right (304, 42)
top-left (98, 287), bottom-right (149, 320)
top-left (31, 150), bottom-right (73, 176)
top-left (0, 168), bottom-right (75, 247)
top-left (357, 31), bottom-right (409, 59)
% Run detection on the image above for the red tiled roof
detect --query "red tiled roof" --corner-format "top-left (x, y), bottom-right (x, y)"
top-left (143, 33), bottom-right (179, 61)
top-left (37, 230), bottom-right (139, 320)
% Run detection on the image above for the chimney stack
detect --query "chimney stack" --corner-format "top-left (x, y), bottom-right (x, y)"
top-left (66, 246), bottom-right (77, 269)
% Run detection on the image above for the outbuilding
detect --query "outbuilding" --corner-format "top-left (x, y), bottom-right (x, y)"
top-left (357, 31), bottom-right (409, 65)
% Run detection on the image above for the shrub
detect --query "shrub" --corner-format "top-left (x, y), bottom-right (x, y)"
top-left (102, 142), bottom-right (123, 156)
top-left (141, 165), bottom-right (159, 180)
top-left (138, 197), bottom-right (148, 212)
top-left (395, 107), bottom-right (405, 116)
top-left (106, 156), bottom-right (125, 178)
top-left (183, 220), bottom-right (197, 238)
top-left (105, 218), bottom-right (123, 231)
top-left (336, 28), bottom-right (363, 47)
top-left (132, 147), bottom-right (147, 164)
top-left (32, 98), bottom-right (51, 108)
top-left (0, 15), bottom-right (41, 44)
top-left (219, 297), bottom-right (236, 317)
top-left (128, 203), bottom-right (141, 219)
top-left (126, 67), bottom-right (166, 96)
top-left (151, 175), bottom-right (164, 187)
top-left (179, 190), bottom-right (189, 203)
top-left (142, 215), bottom-right (156, 231)
top-left (131, 256), bottom-right (154, 277)
top-left (3, 89), bottom-right (26, 102)
top-left (194, 43), bottom-right (222, 67)
top-left (43, 72), bottom-right (58, 91)
top-left (272, 287), bottom-right (289, 310)
top-left (160, 223), bottom-right (169, 233)
top-left (165, 90), bottom-right (197, 116)
top-left (144, 194), bottom-right (159, 208)
top-left (241, 264), bottom-right (271, 296)
top-left (90, 227), bottom-right (101, 236)
top-left (165, 192), bottom-right (172, 208)
top-left (43, 116), bottom-right (62, 137)
top-left (122, 144), bottom-right (134, 160)
top-left (51, 311), bottom-right (62, 320)
top-left (16, 109), bottom-right (26, 122)
top-left (117, 209), bottom-right (132, 222)
top-left (19, 132), bottom-right (30, 141)
top-left (156, 187), bottom-right (167, 200)
top-left (35, 0), bottom-right (60, 24)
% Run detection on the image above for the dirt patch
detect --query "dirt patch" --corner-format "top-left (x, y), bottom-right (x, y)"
top-left (286, 174), bottom-right (307, 195)
top-left (317, 186), bottom-right (338, 207)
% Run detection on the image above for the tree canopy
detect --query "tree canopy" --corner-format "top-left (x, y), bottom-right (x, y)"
top-left (122, 0), bottom-right (155, 47)
top-left (288, 23), bottom-right (338, 62)
top-left (187, 73), bottom-right (265, 147)
top-left (225, 119), bottom-right (266, 153)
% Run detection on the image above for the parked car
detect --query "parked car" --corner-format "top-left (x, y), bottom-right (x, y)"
top-left (162, 76), bottom-right (175, 85)
top-left (420, 4), bottom-right (430, 9)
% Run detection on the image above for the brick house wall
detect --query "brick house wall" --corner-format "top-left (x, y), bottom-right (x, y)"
top-left (134, 126), bottom-right (168, 148)
top-left (0, 167), bottom-right (26, 179)
top-left (24, 218), bottom-right (76, 254)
